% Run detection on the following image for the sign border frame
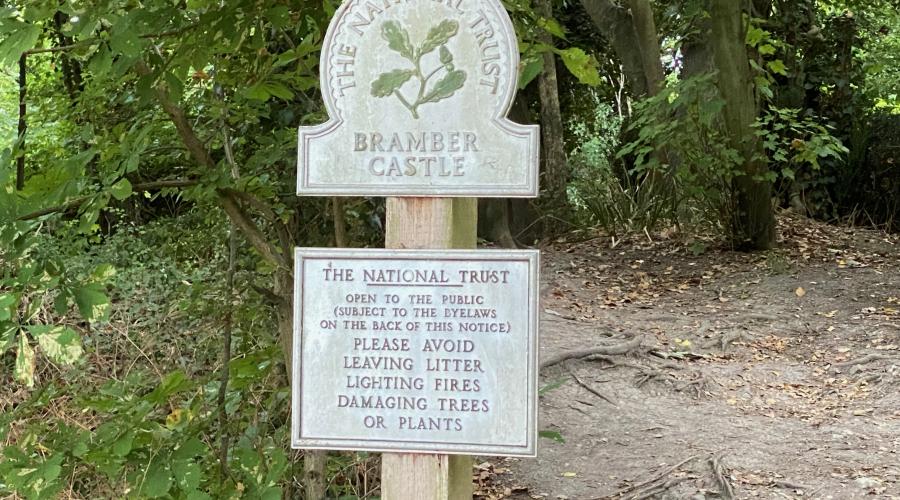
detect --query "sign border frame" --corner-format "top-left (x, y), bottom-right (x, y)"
top-left (291, 247), bottom-right (540, 457)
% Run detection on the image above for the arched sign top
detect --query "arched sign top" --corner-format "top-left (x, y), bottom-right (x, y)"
top-left (321, 0), bottom-right (520, 122)
top-left (298, 0), bottom-right (539, 197)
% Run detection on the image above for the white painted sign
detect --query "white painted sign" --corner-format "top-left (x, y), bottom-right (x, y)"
top-left (297, 0), bottom-right (539, 197)
top-left (292, 248), bottom-right (539, 456)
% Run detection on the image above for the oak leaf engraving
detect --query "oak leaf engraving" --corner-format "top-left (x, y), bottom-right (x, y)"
top-left (370, 19), bottom-right (467, 119)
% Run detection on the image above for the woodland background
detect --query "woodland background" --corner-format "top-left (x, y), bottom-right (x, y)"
top-left (0, 0), bottom-right (898, 498)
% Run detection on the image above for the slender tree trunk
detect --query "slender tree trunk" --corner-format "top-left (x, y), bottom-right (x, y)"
top-left (535, 0), bottom-right (568, 207)
top-left (625, 0), bottom-right (664, 95)
top-left (16, 55), bottom-right (26, 191)
top-left (709, 0), bottom-right (775, 250)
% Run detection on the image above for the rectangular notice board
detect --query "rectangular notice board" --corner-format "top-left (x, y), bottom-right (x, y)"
top-left (292, 248), bottom-right (539, 456)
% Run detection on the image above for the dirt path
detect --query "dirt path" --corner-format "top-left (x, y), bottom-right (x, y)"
top-left (477, 215), bottom-right (900, 500)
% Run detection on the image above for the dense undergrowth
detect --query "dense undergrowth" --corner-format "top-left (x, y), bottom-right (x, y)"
top-left (0, 212), bottom-right (376, 499)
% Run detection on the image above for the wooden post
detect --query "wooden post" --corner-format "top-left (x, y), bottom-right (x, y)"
top-left (382, 196), bottom-right (476, 499)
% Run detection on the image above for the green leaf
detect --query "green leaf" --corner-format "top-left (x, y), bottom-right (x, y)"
top-left (539, 377), bottom-right (568, 395)
top-left (88, 46), bottom-right (113, 75)
top-left (90, 264), bottom-right (116, 283)
top-left (172, 437), bottom-right (207, 460)
top-left (746, 25), bottom-right (766, 46)
top-left (14, 333), bottom-right (35, 388)
top-left (381, 20), bottom-right (414, 60)
top-left (758, 43), bottom-right (776, 55)
top-left (110, 178), bottom-right (132, 201)
top-left (422, 69), bottom-right (466, 104)
top-left (519, 57), bottom-right (543, 89)
top-left (420, 20), bottom-right (459, 56)
top-left (537, 17), bottom-right (566, 39)
top-left (30, 325), bottom-right (83, 364)
top-left (146, 371), bottom-right (193, 404)
top-left (112, 431), bottom-right (134, 457)
top-left (371, 69), bottom-right (415, 97)
top-left (74, 285), bottom-right (110, 322)
top-left (172, 459), bottom-right (202, 491)
top-left (0, 293), bottom-right (17, 321)
top-left (767, 59), bottom-right (787, 76)
top-left (539, 430), bottom-right (565, 443)
top-left (142, 461), bottom-right (173, 498)
top-left (557, 47), bottom-right (601, 86)
top-left (0, 21), bottom-right (41, 67)
top-left (245, 81), bottom-right (294, 101)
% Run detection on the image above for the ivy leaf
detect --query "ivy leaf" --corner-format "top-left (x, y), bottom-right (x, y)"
top-left (420, 20), bottom-right (459, 56)
top-left (557, 47), bottom-right (601, 86)
top-left (30, 325), bottom-right (83, 364)
top-left (14, 333), bottom-right (35, 388)
top-left (767, 59), bottom-right (788, 76)
top-left (758, 43), bottom-right (776, 55)
top-left (381, 21), bottom-right (414, 60)
top-left (371, 69), bottom-right (415, 97)
top-left (74, 284), bottom-right (111, 322)
top-left (110, 178), bottom-right (132, 201)
top-left (422, 69), bottom-right (466, 104)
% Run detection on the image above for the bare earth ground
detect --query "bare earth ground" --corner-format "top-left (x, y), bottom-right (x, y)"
top-left (476, 214), bottom-right (900, 500)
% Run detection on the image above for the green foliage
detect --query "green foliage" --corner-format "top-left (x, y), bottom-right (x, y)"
top-left (755, 107), bottom-right (849, 182)
top-left (616, 74), bottom-right (741, 232)
top-left (0, 216), bottom-right (292, 498)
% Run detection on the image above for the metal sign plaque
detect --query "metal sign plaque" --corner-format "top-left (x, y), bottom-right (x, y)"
top-left (297, 0), bottom-right (539, 197)
top-left (292, 248), bottom-right (539, 456)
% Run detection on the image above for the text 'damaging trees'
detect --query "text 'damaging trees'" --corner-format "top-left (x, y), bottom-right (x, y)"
top-left (292, 249), bottom-right (538, 456)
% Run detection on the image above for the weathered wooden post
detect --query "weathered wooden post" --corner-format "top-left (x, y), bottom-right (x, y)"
top-left (295, 0), bottom-right (539, 498)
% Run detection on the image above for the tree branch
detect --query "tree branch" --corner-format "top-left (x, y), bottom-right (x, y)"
top-left (218, 190), bottom-right (289, 270)
top-left (23, 24), bottom-right (200, 56)
top-left (16, 179), bottom-right (198, 221)
top-left (135, 61), bottom-right (290, 270)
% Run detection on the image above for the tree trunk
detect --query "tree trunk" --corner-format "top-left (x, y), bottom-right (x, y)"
top-left (580, 0), bottom-right (664, 99)
top-left (709, 0), bottom-right (775, 250)
top-left (625, 0), bottom-right (664, 95)
top-left (535, 0), bottom-right (568, 206)
top-left (478, 199), bottom-right (516, 248)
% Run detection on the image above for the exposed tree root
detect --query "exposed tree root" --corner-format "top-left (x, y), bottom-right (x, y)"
top-left (594, 454), bottom-right (701, 500)
top-left (540, 336), bottom-right (644, 371)
top-left (566, 364), bottom-right (617, 406)
top-left (675, 372), bottom-right (716, 398)
top-left (709, 452), bottom-right (735, 500)
top-left (832, 353), bottom-right (894, 370)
